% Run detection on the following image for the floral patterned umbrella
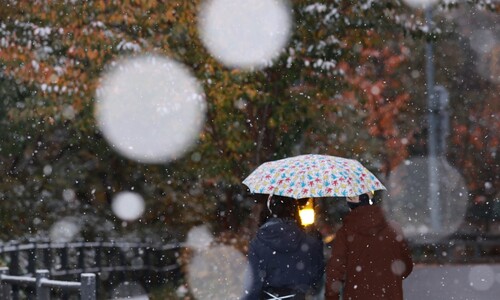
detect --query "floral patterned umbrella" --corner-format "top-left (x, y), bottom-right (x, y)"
top-left (242, 154), bottom-right (386, 199)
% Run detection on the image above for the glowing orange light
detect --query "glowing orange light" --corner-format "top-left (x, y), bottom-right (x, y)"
top-left (299, 198), bottom-right (315, 226)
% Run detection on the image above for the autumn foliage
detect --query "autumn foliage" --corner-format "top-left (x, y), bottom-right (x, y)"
top-left (0, 0), bottom-right (498, 242)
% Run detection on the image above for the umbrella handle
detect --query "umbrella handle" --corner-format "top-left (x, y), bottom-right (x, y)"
top-left (267, 194), bottom-right (273, 213)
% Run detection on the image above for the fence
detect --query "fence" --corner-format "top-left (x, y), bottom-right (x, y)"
top-left (0, 268), bottom-right (95, 299)
top-left (0, 240), bottom-right (183, 299)
top-left (410, 233), bottom-right (500, 264)
top-left (0, 240), bottom-right (181, 276)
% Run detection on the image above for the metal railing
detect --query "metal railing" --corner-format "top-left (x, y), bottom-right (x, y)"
top-left (0, 240), bottom-right (181, 276)
top-left (0, 268), bottom-right (96, 299)
top-left (0, 240), bottom-right (183, 299)
top-left (410, 233), bottom-right (500, 264)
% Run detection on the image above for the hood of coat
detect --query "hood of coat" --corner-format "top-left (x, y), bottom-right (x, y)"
top-left (256, 217), bottom-right (305, 253)
top-left (343, 205), bottom-right (388, 236)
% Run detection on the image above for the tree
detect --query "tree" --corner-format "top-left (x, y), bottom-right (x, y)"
top-left (0, 0), bottom-right (497, 242)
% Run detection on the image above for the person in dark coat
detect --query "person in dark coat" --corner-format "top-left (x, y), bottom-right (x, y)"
top-left (244, 195), bottom-right (325, 300)
top-left (325, 193), bottom-right (413, 300)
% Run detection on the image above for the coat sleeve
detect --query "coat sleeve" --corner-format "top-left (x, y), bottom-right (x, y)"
top-left (243, 241), bottom-right (264, 300)
top-left (310, 236), bottom-right (326, 294)
top-left (325, 227), bottom-right (347, 300)
top-left (399, 236), bottom-right (414, 279)
top-left (390, 220), bottom-right (414, 279)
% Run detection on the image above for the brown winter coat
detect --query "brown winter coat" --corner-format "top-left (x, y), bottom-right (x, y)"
top-left (325, 205), bottom-right (413, 300)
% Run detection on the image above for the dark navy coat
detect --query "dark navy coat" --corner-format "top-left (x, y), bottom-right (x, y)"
top-left (243, 218), bottom-right (325, 299)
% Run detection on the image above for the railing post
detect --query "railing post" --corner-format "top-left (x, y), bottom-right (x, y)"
top-left (80, 273), bottom-right (96, 300)
top-left (28, 240), bottom-right (37, 275)
top-left (10, 243), bottom-right (20, 300)
top-left (9, 243), bottom-right (20, 275)
top-left (61, 244), bottom-right (69, 275)
top-left (36, 270), bottom-right (50, 300)
top-left (78, 243), bottom-right (85, 273)
top-left (157, 248), bottom-right (163, 269)
top-left (118, 247), bottom-right (127, 282)
top-left (95, 241), bottom-right (102, 272)
top-left (0, 267), bottom-right (12, 300)
top-left (42, 241), bottom-right (52, 273)
top-left (144, 247), bottom-right (152, 284)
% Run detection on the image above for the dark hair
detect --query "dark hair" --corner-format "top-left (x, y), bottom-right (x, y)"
top-left (359, 193), bottom-right (371, 205)
top-left (359, 193), bottom-right (378, 205)
top-left (347, 193), bottom-right (378, 210)
top-left (266, 195), bottom-right (303, 225)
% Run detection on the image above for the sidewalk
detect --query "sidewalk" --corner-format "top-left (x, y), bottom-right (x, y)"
top-left (404, 264), bottom-right (500, 300)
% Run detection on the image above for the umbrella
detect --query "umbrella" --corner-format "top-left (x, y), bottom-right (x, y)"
top-left (242, 154), bottom-right (386, 199)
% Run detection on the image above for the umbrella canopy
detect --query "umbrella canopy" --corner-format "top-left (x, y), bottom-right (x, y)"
top-left (243, 154), bottom-right (386, 199)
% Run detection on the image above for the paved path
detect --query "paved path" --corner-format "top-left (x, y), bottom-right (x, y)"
top-left (404, 264), bottom-right (500, 300)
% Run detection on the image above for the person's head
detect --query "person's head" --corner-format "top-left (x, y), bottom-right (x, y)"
top-left (267, 195), bottom-right (299, 221)
top-left (346, 192), bottom-right (375, 210)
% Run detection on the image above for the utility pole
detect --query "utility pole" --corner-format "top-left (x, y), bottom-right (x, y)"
top-left (425, 6), bottom-right (442, 233)
top-left (434, 85), bottom-right (450, 156)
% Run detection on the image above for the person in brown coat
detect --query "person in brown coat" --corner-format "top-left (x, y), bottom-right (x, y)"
top-left (325, 193), bottom-right (413, 300)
